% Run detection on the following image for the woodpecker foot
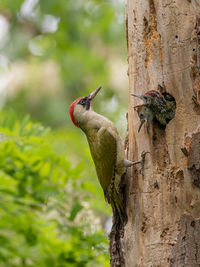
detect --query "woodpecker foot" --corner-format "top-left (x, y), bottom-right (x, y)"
top-left (125, 151), bottom-right (149, 169)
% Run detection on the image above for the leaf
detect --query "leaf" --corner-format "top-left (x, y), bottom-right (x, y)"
top-left (18, 115), bottom-right (30, 136)
top-left (68, 201), bottom-right (83, 221)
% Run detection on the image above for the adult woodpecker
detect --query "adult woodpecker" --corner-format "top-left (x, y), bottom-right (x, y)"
top-left (69, 86), bottom-right (145, 227)
top-left (132, 90), bottom-right (176, 132)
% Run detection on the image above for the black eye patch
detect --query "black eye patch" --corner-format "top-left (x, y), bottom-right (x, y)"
top-left (78, 98), bottom-right (86, 105)
top-left (78, 97), bottom-right (90, 110)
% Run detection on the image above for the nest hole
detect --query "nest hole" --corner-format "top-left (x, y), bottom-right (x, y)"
top-left (154, 90), bottom-right (177, 129)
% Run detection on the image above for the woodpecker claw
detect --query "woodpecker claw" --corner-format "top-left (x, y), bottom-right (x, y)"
top-left (127, 151), bottom-right (150, 168)
top-left (141, 151), bottom-right (150, 164)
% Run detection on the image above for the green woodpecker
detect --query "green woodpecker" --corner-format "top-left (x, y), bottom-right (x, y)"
top-left (69, 86), bottom-right (144, 227)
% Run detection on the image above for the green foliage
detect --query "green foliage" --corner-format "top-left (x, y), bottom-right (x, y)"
top-left (0, 1), bottom-right (126, 266)
top-left (1, 0), bottom-right (127, 127)
top-left (0, 112), bottom-right (109, 267)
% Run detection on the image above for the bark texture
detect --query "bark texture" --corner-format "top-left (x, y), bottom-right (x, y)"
top-left (116, 0), bottom-right (200, 266)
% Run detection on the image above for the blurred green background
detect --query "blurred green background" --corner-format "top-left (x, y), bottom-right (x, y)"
top-left (0, 0), bottom-right (128, 266)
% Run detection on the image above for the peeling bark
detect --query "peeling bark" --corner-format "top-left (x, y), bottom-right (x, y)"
top-left (109, 0), bottom-right (200, 266)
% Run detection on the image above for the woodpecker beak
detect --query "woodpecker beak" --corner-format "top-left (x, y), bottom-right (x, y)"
top-left (88, 86), bottom-right (102, 101)
top-left (131, 93), bottom-right (143, 100)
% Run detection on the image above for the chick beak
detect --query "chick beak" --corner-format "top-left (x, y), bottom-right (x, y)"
top-left (131, 93), bottom-right (143, 100)
top-left (138, 120), bottom-right (145, 133)
top-left (88, 86), bottom-right (102, 101)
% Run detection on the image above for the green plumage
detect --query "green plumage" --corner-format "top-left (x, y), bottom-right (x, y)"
top-left (79, 112), bottom-right (127, 225)
top-left (70, 87), bottom-right (136, 227)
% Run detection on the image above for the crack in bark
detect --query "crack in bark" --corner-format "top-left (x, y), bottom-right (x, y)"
top-left (170, 215), bottom-right (200, 266)
top-left (109, 228), bottom-right (125, 267)
top-left (143, 0), bottom-right (163, 70)
top-left (188, 132), bottom-right (200, 188)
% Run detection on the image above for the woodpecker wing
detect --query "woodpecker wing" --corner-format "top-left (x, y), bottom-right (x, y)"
top-left (87, 126), bottom-right (117, 201)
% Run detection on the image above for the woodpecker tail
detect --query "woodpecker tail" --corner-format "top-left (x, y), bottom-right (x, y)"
top-left (110, 188), bottom-right (127, 229)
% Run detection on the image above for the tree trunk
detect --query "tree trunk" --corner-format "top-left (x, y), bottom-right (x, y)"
top-left (110, 0), bottom-right (200, 266)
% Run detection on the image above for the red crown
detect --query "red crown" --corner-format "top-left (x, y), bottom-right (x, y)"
top-left (69, 97), bottom-right (83, 127)
top-left (145, 90), bottom-right (161, 98)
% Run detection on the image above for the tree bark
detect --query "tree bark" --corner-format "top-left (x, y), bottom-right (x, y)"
top-left (110, 0), bottom-right (200, 266)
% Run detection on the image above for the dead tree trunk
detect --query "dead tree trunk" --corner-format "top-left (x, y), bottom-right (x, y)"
top-left (110, 0), bottom-right (200, 266)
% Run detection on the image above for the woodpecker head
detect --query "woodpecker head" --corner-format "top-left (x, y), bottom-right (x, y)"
top-left (132, 90), bottom-right (161, 106)
top-left (69, 86), bottom-right (102, 127)
top-left (134, 104), bottom-right (154, 133)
